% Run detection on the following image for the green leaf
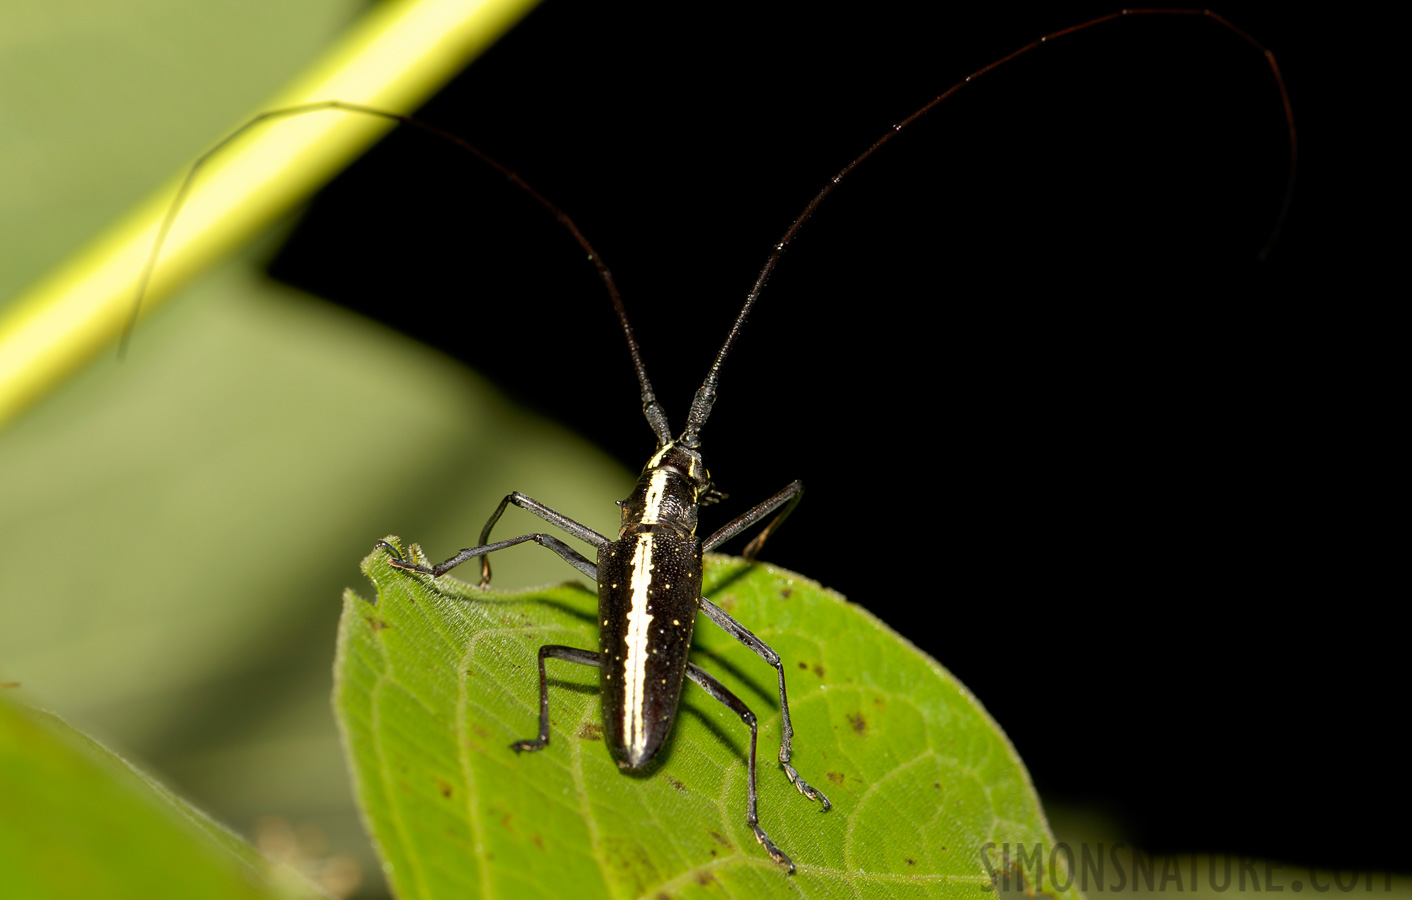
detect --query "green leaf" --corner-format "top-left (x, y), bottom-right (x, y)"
top-left (0, 697), bottom-right (322, 900)
top-left (337, 542), bottom-right (1076, 899)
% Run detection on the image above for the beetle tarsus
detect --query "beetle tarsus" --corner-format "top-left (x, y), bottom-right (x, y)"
top-left (783, 762), bottom-right (831, 811)
top-left (751, 823), bottom-right (796, 874)
top-left (374, 540), bottom-right (430, 574)
top-left (373, 539), bottom-right (402, 561)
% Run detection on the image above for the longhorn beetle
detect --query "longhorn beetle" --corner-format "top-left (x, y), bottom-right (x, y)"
top-left (134, 9), bottom-right (1295, 875)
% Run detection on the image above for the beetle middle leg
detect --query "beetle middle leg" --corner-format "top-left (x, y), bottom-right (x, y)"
top-left (685, 661), bottom-right (797, 874)
top-left (699, 596), bottom-right (830, 810)
top-left (512, 645), bottom-right (601, 753)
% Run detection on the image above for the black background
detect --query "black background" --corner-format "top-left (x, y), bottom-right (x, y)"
top-left (268, 3), bottom-right (1396, 875)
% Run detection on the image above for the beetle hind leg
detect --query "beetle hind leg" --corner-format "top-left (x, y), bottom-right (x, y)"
top-left (511, 645), bottom-right (600, 753)
top-left (685, 661), bottom-right (796, 874)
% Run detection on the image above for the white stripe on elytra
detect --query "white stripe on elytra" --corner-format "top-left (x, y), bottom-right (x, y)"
top-left (623, 534), bottom-right (655, 757)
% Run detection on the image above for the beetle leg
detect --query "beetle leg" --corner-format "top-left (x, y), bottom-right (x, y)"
top-left (701, 480), bottom-right (803, 559)
top-left (476, 492), bottom-right (610, 587)
top-left (685, 661), bottom-right (796, 874)
top-left (376, 533), bottom-right (598, 582)
top-left (511, 645), bottom-right (601, 753)
top-left (699, 596), bottom-right (831, 810)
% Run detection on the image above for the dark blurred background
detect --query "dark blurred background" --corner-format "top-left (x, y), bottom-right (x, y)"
top-left (264, 2), bottom-right (1394, 876)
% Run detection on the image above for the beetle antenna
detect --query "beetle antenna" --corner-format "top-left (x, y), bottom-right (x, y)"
top-left (678, 8), bottom-right (1296, 449)
top-left (127, 100), bottom-right (675, 446)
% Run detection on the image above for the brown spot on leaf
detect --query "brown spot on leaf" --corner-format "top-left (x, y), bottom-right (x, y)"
top-left (695, 869), bottom-right (716, 885)
top-left (827, 771), bottom-right (845, 785)
top-left (579, 722), bottom-right (602, 741)
top-left (709, 831), bottom-right (730, 848)
top-left (472, 724), bottom-right (491, 740)
top-left (846, 712), bottom-right (867, 735)
top-left (435, 778), bottom-right (453, 798)
top-left (798, 661), bottom-right (808, 669)
top-left (906, 858), bottom-right (916, 866)
top-left (599, 836), bottom-right (655, 882)
top-left (365, 617), bottom-right (389, 632)
top-left (0, 682), bottom-right (20, 689)
top-left (665, 776), bottom-right (686, 792)
top-left (531, 834), bottom-right (544, 851)
top-left (873, 696), bottom-right (885, 707)
top-left (780, 588), bottom-right (793, 599)
top-left (813, 663), bottom-right (825, 678)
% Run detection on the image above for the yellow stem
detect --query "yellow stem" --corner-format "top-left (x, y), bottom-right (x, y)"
top-left (0, 0), bottom-right (539, 427)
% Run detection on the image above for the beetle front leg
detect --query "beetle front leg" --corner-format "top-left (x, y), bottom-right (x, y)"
top-left (476, 492), bottom-right (610, 588)
top-left (701, 480), bottom-right (803, 559)
top-left (375, 533), bottom-right (598, 581)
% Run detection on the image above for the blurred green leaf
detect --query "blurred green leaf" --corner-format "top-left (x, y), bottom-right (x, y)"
top-left (337, 545), bottom-right (1075, 899)
top-left (0, 264), bottom-right (630, 887)
top-left (0, 0), bottom-right (615, 886)
top-left (0, 697), bottom-right (321, 900)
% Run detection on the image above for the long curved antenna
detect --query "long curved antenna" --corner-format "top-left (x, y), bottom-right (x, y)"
top-left (125, 100), bottom-right (674, 446)
top-left (678, 8), bottom-right (1298, 448)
